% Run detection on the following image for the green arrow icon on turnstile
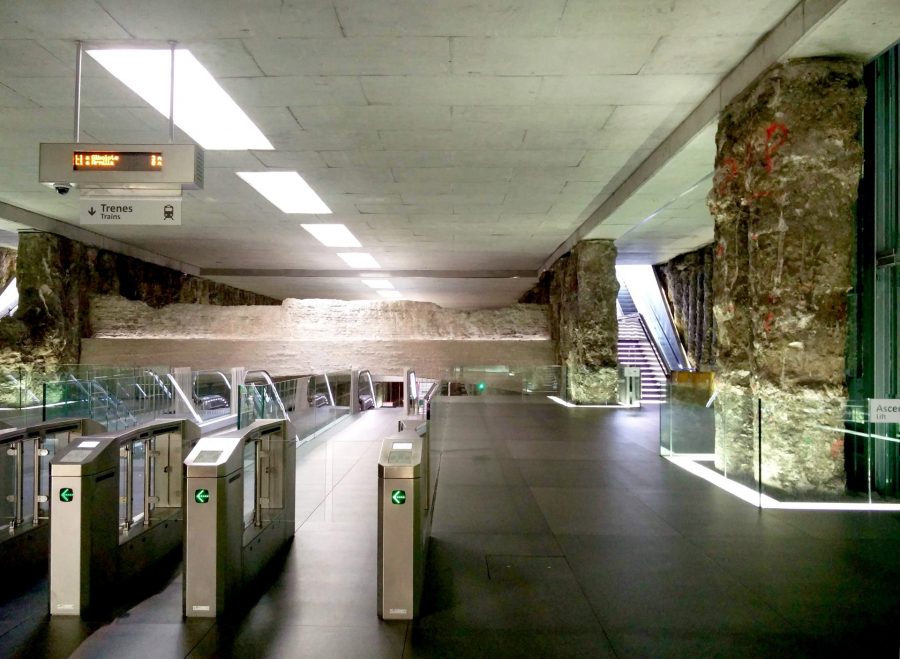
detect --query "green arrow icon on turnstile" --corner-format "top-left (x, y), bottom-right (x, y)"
top-left (391, 489), bottom-right (406, 505)
top-left (59, 487), bottom-right (74, 502)
top-left (194, 489), bottom-right (210, 504)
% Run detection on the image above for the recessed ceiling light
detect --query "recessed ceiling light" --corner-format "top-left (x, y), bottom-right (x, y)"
top-left (377, 290), bottom-right (403, 299)
top-left (87, 48), bottom-right (273, 150)
top-left (360, 272), bottom-right (390, 278)
top-left (361, 279), bottom-right (394, 289)
top-left (301, 224), bottom-right (360, 247)
top-left (337, 252), bottom-right (380, 269)
top-left (237, 172), bottom-right (331, 214)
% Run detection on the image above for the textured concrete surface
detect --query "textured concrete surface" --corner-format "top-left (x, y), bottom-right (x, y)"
top-left (0, 232), bottom-right (277, 373)
top-left (657, 243), bottom-right (716, 370)
top-left (708, 58), bottom-right (865, 495)
top-left (546, 240), bottom-right (618, 403)
top-left (85, 297), bottom-right (553, 377)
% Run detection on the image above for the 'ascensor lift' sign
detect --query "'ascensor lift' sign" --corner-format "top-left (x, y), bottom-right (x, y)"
top-left (868, 400), bottom-right (900, 423)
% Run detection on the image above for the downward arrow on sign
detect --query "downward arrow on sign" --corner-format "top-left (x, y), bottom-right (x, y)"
top-left (88, 207), bottom-right (96, 216)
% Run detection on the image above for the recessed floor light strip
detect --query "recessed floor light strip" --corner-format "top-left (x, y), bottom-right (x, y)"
top-left (88, 49), bottom-right (272, 150)
top-left (665, 455), bottom-right (900, 511)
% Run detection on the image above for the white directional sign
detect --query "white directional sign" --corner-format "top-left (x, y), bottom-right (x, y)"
top-left (80, 198), bottom-right (181, 225)
top-left (868, 399), bottom-right (900, 423)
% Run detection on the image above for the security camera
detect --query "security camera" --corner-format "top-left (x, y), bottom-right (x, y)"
top-left (54, 183), bottom-right (72, 195)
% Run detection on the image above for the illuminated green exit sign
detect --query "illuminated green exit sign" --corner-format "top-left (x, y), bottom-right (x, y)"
top-left (194, 489), bottom-right (210, 504)
top-left (391, 490), bottom-right (406, 505)
top-left (59, 487), bottom-right (74, 502)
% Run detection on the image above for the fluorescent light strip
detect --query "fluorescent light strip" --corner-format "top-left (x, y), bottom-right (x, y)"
top-left (377, 290), bottom-right (403, 299)
top-left (301, 224), bottom-right (360, 247)
top-left (361, 279), bottom-right (394, 290)
top-left (238, 172), bottom-right (331, 214)
top-left (87, 49), bottom-right (272, 150)
top-left (337, 252), bottom-right (380, 269)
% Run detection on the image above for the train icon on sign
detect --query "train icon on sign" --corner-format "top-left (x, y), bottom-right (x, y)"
top-left (163, 204), bottom-right (175, 221)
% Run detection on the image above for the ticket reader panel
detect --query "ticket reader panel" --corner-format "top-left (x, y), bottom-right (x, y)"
top-left (50, 437), bottom-right (119, 615)
top-left (378, 432), bottom-right (427, 620)
top-left (183, 437), bottom-right (243, 617)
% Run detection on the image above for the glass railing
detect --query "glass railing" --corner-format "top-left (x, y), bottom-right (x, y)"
top-left (191, 369), bottom-right (232, 421)
top-left (443, 365), bottom-right (565, 398)
top-left (0, 367), bottom-right (51, 428)
top-left (43, 369), bottom-right (176, 431)
top-left (238, 370), bottom-right (353, 442)
top-left (660, 375), bottom-right (900, 508)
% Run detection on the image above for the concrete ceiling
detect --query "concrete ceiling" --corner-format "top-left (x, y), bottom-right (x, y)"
top-left (0, 0), bottom-right (896, 308)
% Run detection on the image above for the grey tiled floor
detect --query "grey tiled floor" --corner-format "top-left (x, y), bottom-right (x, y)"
top-left (1, 397), bottom-right (899, 657)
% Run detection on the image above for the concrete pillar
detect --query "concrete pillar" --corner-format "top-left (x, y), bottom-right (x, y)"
top-left (709, 58), bottom-right (865, 495)
top-left (548, 240), bottom-right (618, 403)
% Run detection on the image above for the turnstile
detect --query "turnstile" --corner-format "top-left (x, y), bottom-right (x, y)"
top-left (0, 418), bottom-right (105, 584)
top-left (49, 419), bottom-right (199, 616)
top-left (183, 419), bottom-right (296, 617)
top-left (377, 427), bottom-right (431, 620)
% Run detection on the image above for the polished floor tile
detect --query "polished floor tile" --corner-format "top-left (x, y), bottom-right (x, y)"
top-left (2, 399), bottom-right (899, 657)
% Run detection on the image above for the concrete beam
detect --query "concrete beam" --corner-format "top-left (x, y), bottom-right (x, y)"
top-left (540, 0), bottom-right (848, 273)
top-left (0, 201), bottom-right (201, 275)
top-left (200, 268), bottom-right (535, 279)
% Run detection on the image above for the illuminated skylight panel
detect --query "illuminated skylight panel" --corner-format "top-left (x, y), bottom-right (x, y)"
top-left (361, 279), bottom-right (394, 289)
top-left (87, 48), bottom-right (272, 150)
top-left (301, 224), bottom-right (360, 247)
top-left (337, 252), bottom-right (380, 269)
top-left (377, 290), bottom-right (403, 299)
top-left (237, 172), bottom-right (331, 214)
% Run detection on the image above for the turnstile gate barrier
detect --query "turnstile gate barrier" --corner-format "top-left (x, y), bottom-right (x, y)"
top-left (377, 427), bottom-right (431, 620)
top-left (49, 419), bottom-right (199, 615)
top-left (183, 419), bottom-right (296, 617)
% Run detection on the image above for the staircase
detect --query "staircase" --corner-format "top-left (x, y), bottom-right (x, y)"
top-left (617, 286), bottom-right (667, 402)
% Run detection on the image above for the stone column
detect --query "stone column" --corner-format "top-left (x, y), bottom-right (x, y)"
top-left (709, 58), bottom-right (865, 496)
top-left (549, 240), bottom-right (619, 403)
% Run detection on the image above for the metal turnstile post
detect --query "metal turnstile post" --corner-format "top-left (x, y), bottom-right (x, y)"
top-left (184, 420), bottom-right (296, 618)
top-left (183, 437), bottom-right (244, 617)
top-left (377, 430), bottom-right (427, 620)
top-left (49, 437), bottom-right (119, 615)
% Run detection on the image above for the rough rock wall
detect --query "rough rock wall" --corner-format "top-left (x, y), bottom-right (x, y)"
top-left (0, 247), bottom-right (15, 290)
top-left (0, 232), bottom-right (278, 373)
top-left (656, 244), bottom-right (716, 370)
top-left (543, 240), bottom-right (618, 403)
top-left (84, 296), bottom-right (553, 377)
top-left (709, 58), bottom-right (865, 496)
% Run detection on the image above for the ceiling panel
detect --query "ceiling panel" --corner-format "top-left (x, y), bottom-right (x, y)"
top-left (0, 0), bottom-right (889, 308)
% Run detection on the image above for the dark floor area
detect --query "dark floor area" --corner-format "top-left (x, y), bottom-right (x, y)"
top-left (1, 397), bottom-right (899, 657)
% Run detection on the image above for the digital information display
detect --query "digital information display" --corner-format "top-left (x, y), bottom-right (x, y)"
top-left (72, 151), bottom-right (163, 172)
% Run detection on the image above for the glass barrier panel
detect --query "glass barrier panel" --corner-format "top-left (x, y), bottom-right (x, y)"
top-left (132, 439), bottom-right (146, 523)
top-left (1, 440), bottom-right (17, 527)
top-left (243, 440), bottom-right (256, 528)
top-left (192, 370), bottom-right (232, 421)
top-left (20, 438), bottom-right (35, 525)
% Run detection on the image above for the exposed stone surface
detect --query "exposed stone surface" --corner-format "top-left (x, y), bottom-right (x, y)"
top-left (0, 232), bottom-right (278, 374)
top-left (538, 240), bottom-right (618, 403)
top-left (708, 58), bottom-right (864, 495)
top-left (84, 296), bottom-right (553, 377)
top-left (0, 247), bottom-right (15, 290)
top-left (90, 297), bottom-right (549, 342)
top-left (656, 244), bottom-right (716, 370)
